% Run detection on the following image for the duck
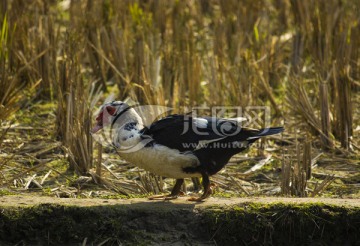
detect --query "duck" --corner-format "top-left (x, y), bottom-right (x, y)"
top-left (91, 101), bottom-right (284, 201)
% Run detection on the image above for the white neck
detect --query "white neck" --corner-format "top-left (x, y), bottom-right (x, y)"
top-left (112, 121), bottom-right (142, 147)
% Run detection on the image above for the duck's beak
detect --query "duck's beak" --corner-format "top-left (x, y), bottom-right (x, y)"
top-left (91, 122), bottom-right (103, 134)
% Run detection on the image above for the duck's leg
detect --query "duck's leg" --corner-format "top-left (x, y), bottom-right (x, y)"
top-left (191, 177), bottom-right (201, 192)
top-left (148, 179), bottom-right (184, 200)
top-left (188, 173), bottom-right (214, 202)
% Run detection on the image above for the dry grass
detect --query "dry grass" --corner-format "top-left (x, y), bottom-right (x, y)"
top-left (56, 31), bottom-right (101, 174)
top-left (0, 0), bottom-right (359, 198)
top-left (288, 0), bottom-right (358, 150)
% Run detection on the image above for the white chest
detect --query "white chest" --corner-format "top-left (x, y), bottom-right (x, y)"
top-left (120, 143), bottom-right (201, 179)
top-left (112, 126), bottom-right (201, 178)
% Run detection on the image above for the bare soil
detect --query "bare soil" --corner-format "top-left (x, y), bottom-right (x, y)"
top-left (1, 195), bottom-right (360, 208)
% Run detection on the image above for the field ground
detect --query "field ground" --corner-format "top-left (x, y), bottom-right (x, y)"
top-left (1, 101), bottom-right (359, 200)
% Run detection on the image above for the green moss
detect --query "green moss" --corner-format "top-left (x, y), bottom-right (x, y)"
top-left (202, 202), bottom-right (360, 245)
top-left (48, 158), bottom-right (69, 172)
top-left (213, 191), bottom-right (246, 198)
top-left (0, 204), bottom-right (149, 245)
top-left (0, 189), bottom-right (17, 196)
top-left (33, 102), bottom-right (56, 112)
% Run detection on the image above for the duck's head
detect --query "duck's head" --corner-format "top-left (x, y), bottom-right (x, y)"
top-left (91, 101), bottom-right (143, 134)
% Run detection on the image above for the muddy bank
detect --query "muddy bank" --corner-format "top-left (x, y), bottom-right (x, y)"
top-left (0, 196), bottom-right (359, 245)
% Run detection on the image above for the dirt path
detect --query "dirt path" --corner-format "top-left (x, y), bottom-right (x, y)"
top-left (1, 195), bottom-right (359, 208)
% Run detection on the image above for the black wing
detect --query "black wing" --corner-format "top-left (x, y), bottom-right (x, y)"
top-left (140, 114), bottom-right (282, 152)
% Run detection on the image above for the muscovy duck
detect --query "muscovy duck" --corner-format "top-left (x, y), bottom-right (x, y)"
top-left (92, 101), bottom-right (284, 201)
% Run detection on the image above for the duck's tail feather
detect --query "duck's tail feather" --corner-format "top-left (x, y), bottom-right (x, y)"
top-left (258, 127), bottom-right (284, 136)
top-left (247, 127), bottom-right (284, 140)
